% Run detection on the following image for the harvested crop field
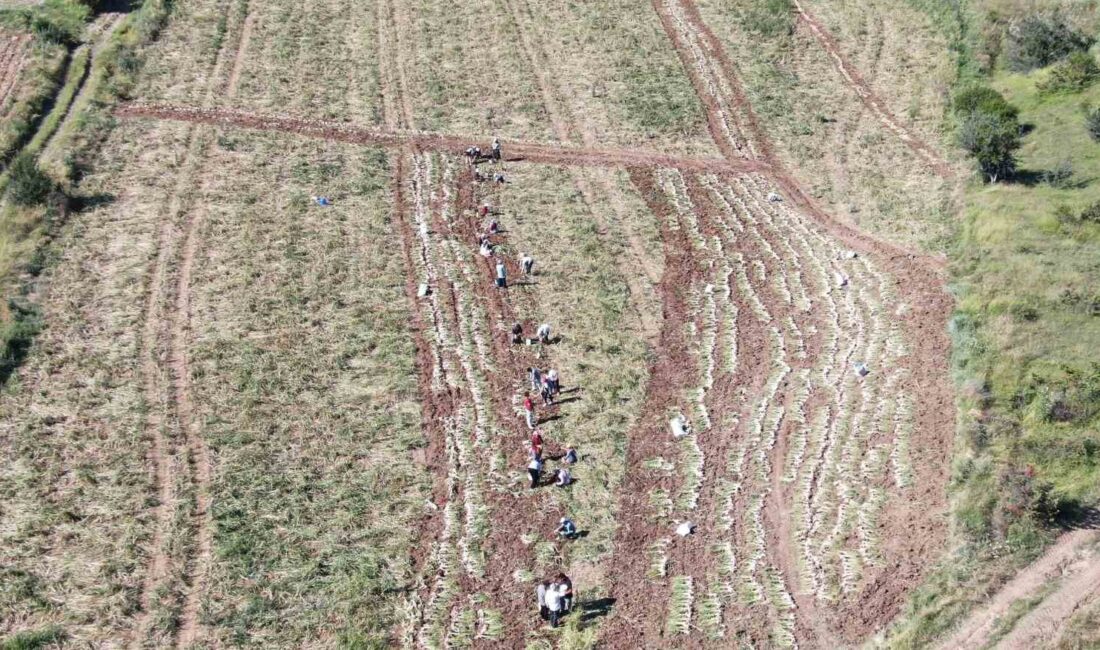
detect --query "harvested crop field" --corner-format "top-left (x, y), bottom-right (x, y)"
top-left (0, 0), bottom-right (963, 647)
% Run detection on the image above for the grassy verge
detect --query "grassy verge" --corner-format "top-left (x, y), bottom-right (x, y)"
top-left (0, 41), bottom-right (67, 166)
top-left (0, 0), bottom-right (174, 391)
top-left (0, 114), bottom-right (192, 646)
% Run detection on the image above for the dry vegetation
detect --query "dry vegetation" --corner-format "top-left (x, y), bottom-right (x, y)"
top-left (15, 0), bottom-right (1090, 646)
top-left (694, 0), bottom-right (959, 254)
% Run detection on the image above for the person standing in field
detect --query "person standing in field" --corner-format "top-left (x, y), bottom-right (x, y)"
top-left (530, 429), bottom-right (544, 458)
top-left (524, 393), bottom-right (536, 429)
top-left (520, 252), bottom-right (534, 277)
top-left (527, 455), bottom-right (543, 488)
top-left (512, 322), bottom-right (524, 344)
top-left (537, 323), bottom-right (551, 344)
top-left (536, 581), bottom-right (550, 620)
top-left (540, 376), bottom-right (554, 406)
top-left (547, 368), bottom-right (560, 395)
top-left (556, 573), bottom-right (574, 614)
top-left (545, 579), bottom-right (563, 628)
top-left (528, 366), bottom-right (542, 392)
top-left (492, 137), bottom-right (502, 161)
top-left (495, 259), bottom-right (507, 289)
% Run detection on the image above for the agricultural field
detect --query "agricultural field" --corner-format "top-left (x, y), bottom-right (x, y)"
top-left (0, 0), bottom-right (1097, 648)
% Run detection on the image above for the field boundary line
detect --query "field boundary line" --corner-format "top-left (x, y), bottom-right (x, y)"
top-left (114, 102), bottom-right (763, 175)
top-left (790, 0), bottom-right (952, 178)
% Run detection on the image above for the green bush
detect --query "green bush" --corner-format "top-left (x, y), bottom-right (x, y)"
top-left (1087, 107), bottom-right (1100, 142)
top-left (1038, 51), bottom-right (1100, 94)
top-left (956, 108), bottom-right (1020, 182)
top-left (953, 84), bottom-right (1019, 121)
top-left (1004, 13), bottom-right (1094, 72)
top-left (6, 154), bottom-right (55, 206)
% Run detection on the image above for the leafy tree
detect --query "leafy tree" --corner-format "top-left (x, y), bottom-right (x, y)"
top-left (1004, 13), bottom-right (1094, 72)
top-left (956, 111), bottom-right (1020, 183)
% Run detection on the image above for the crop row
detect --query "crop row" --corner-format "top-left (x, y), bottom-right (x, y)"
top-left (401, 153), bottom-right (507, 647)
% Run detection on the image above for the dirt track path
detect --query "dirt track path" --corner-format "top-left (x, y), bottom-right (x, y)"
top-left (225, 9), bottom-right (256, 97)
top-left (791, 0), bottom-right (952, 178)
top-left (116, 102), bottom-right (760, 175)
top-left (937, 529), bottom-right (1100, 650)
top-left (998, 546), bottom-right (1100, 649)
top-left (126, 3), bottom-right (255, 646)
top-left (174, 4), bottom-right (254, 645)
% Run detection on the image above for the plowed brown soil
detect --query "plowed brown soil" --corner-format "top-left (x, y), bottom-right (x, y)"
top-left (595, 1), bottom-right (956, 647)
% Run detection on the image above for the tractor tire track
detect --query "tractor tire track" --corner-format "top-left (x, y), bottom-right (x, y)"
top-left (791, 0), bottom-right (952, 178)
top-left (170, 147), bottom-right (214, 649)
top-left (225, 8), bottom-right (256, 98)
top-left (129, 127), bottom-right (195, 650)
top-left (128, 3), bottom-right (255, 646)
top-left (998, 546), bottom-right (1100, 649)
top-left (939, 529), bottom-right (1100, 650)
top-left (175, 4), bottom-right (255, 644)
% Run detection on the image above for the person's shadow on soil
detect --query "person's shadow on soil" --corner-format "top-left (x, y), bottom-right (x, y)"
top-left (553, 396), bottom-right (582, 407)
top-left (579, 597), bottom-right (616, 623)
